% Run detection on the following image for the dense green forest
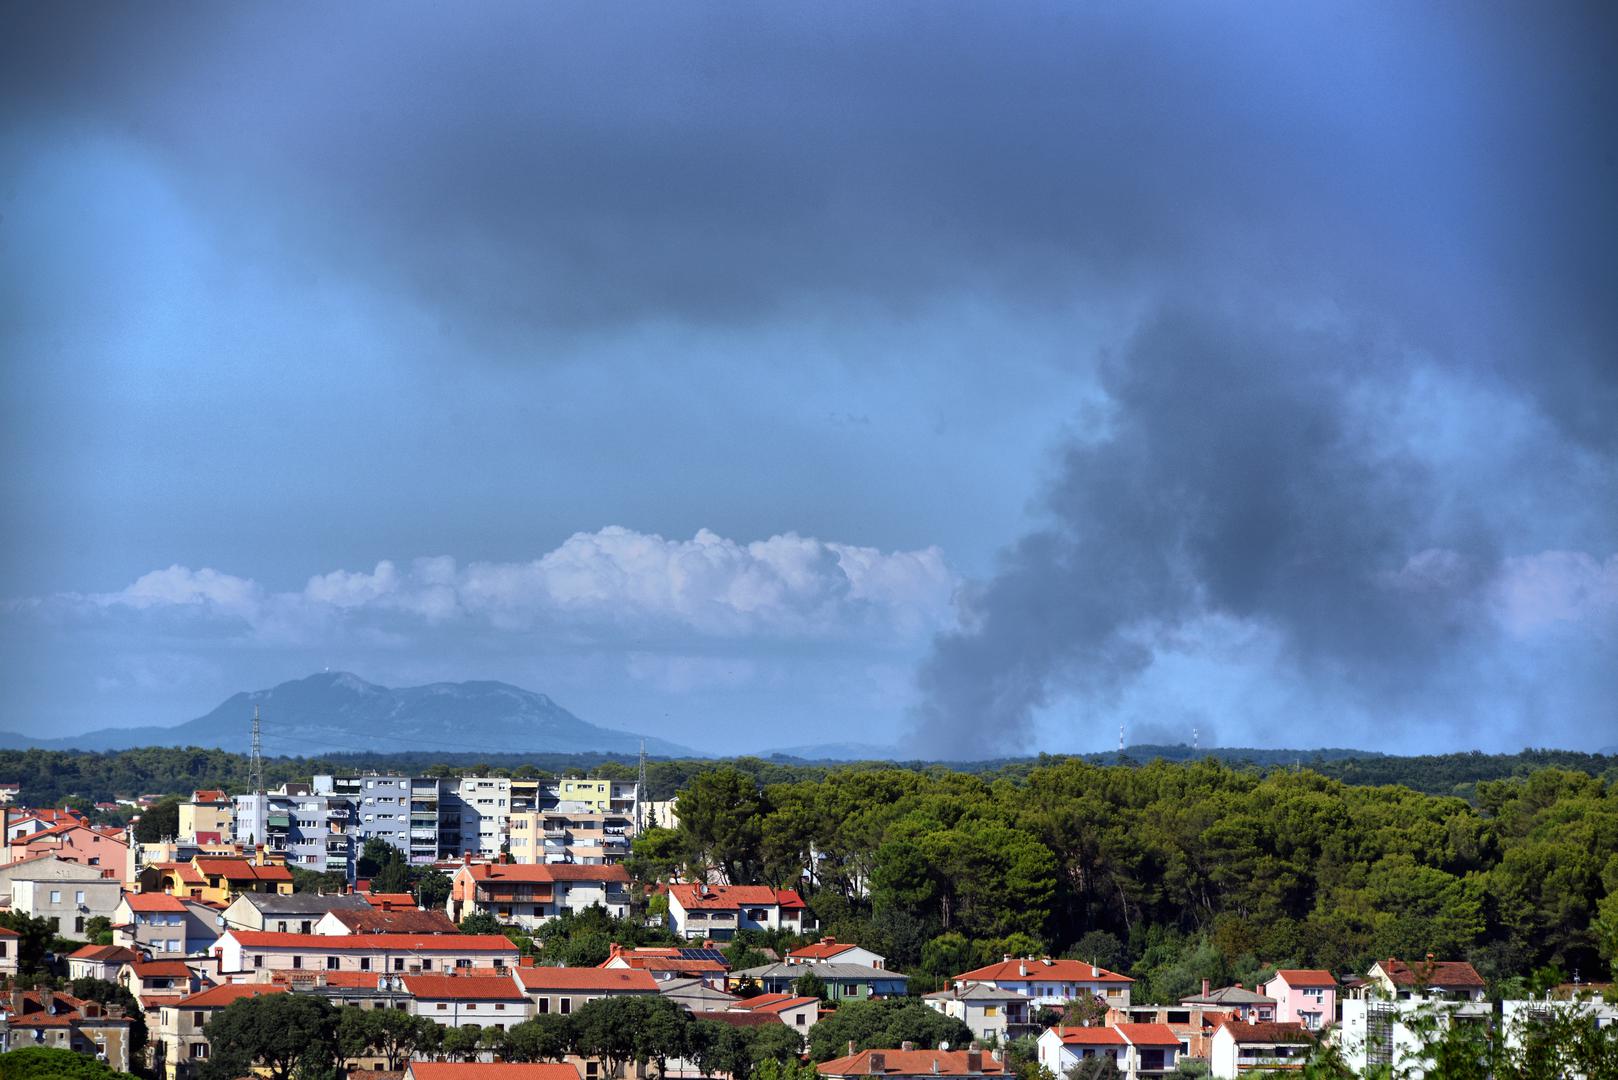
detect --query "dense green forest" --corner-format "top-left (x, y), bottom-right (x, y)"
top-left (2, 745), bottom-right (1612, 807)
top-left (644, 760), bottom-right (1618, 997)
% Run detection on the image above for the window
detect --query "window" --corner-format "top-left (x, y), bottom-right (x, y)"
top-left (984, 1007), bottom-right (999, 1017)
top-left (495, 1003), bottom-right (506, 1011)
top-left (292, 956), bottom-right (302, 969)
top-left (456, 959), bottom-right (472, 968)
top-left (538, 998), bottom-right (549, 1014)
top-left (193, 1011), bottom-right (205, 1027)
top-left (421, 960), bottom-right (432, 971)
top-left (50, 890), bottom-right (61, 903)
top-left (360, 958), bottom-right (371, 972)
top-left (190, 1044), bottom-right (210, 1059)
top-left (394, 959), bottom-right (405, 971)
top-left (75, 890), bottom-right (86, 904)
top-left (437, 1003), bottom-right (448, 1011)
top-left (254, 955), bottom-right (264, 969)
top-left (74, 917), bottom-right (85, 934)
top-left (327, 957), bottom-right (340, 970)
top-left (560, 998), bottom-right (571, 1014)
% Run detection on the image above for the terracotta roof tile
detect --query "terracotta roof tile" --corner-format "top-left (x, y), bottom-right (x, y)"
top-left (954, 958), bottom-right (1133, 984)
top-left (518, 967), bottom-right (659, 993)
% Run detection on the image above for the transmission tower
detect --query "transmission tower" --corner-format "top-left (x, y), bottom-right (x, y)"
top-left (1118, 722), bottom-right (1125, 755)
top-left (249, 705), bottom-right (264, 793)
top-left (637, 739), bottom-right (648, 831)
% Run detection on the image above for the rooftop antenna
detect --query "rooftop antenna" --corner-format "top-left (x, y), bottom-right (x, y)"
top-left (249, 705), bottom-right (264, 794)
top-left (1192, 724), bottom-right (1199, 751)
top-left (1118, 722), bottom-right (1125, 755)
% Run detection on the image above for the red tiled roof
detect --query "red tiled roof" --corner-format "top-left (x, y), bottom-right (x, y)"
top-left (407, 1065), bottom-right (580, 1080)
top-left (193, 857), bottom-right (293, 882)
top-left (150, 862), bottom-right (208, 885)
top-left (226, 930), bottom-right (519, 952)
top-left (1056, 1027), bottom-right (1125, 1045)
top-left (1113, 1023), bottom-right (1181, 1047)
top-left (610, 954), bottom-right (726, 974)
top-left (177, 984), bottom-right (288, 1008)
top-left (818, 1050), bottom-right (1007, 1076)
top-left (954, 958), bottom-right (1133, 984)
top-left (361, 892), bottom-right (419, 908)
top-left (1380, 959), bottom-right (1485, 989)
top-left (402, 974), bottom-right (527, 1001)
top-left (1271, 969), bottom-right (1336, 988)
top-left (0, 928), bottom-right (19, 938)
top-left (669, 884), bottom-right (805, 911)
top-left (191, 790), bottom-right (229, 803)
top-left (1217, 1020), bottom-right (1314, 1044)
top-left (130, 960), bottom-right (193, 978)
top-left (461, 862), bottom-right (631, 884)
top-left (789, 937), bottom-right (860, 961)
top-left (517, 967), bottom-right (659, 993)
top-left (732, 993), bottom-right (816, 1014)
top-left (124, 892), bottom-right (190, 912)
top-left (330, 908), bottom-right (460, 934)
top-left (268, 969), bottom-right (399, 988)
top-left (68, 944), bottom-right (139, 964)
top-left (692, 1010), bottom-right (783, 1028)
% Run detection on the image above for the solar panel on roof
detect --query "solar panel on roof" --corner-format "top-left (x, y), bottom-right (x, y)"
top-left (680, 948), bottom-right (728, 963)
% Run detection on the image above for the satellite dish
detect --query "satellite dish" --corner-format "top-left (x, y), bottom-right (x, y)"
top-left (940, 1043), bottom-right (950, 1052)
top-left (215, 914), bottom-right (226, 927)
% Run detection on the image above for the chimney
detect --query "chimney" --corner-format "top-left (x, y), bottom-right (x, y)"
top-left (1001, 954), bottom-right (1012, 964)
top-left (1018, 963), bottom-right (1027, 977)
top-left (8, 987), bottom-right (21, 1015)
top-left (1041, 956), bottom-right (1052, 966)
top-left (848, 1041), bottom-right (857, 1056)
top-left (39, 988), bottom-right (53, 1014)
top-left (966, 1051), bottom-right (983, 1074)
top-left (1090, 965), bottom-right (1098, 979)
top-left (867, 1053), bottom-right (885, 1075)
top-left (1202, 979), bottom-right (1210, 998)
top-left (105, 1003), bottom-right (124, 1019)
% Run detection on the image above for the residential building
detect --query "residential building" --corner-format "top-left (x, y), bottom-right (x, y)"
top-left (602, 944), bottom-right (729, 986)
top-left (658, 977), bottom-right (740, 1012)
top-left (7, 821), bottom-right (129, 876)
top-left (924, 983), bottom-right (1034, 1043)
top-left (1208, 1020), bottom-right (1314, 1078)
top-left (140, 854), bottom-right (294, 904)
top-left (220, 890), bottom-right (370, 932)
top-left (444, 777), bottom-right (512, 859)
top-left (178, 791), bottom-right (233, 846)
top-left (953, 956), bottom-right (1134, 1009)
top-left (449, 859), bottom-right (632, 928)
top-left (515, 965), bottom-right (659, 1015)
top-left (120, 959), bottom-right (200, 1013)
top-left (0, 927), bottom-right (17, 980)
top-left (314, 904), bottom-right (459, 935)
top-left (1037, 1024), bottom-right (1182, 1080)
top-left (1106, 1004), bottom-right (1234, 1059)
top-left (730, 962), bottom-right (907, 1001)
top-left (1337, 996), bottom-right (1493, 1078)
top-left (1179, 983), bottom-right (1276, 1022)
top-left (818, 1048), bottom-right (1009, 1080)
top-left (66, 944), bottom-right (140, 983)
top-left (0, 784), bottom-right (18, 805)
top-left (1259, 969), bottom-right (1336, 1031)
top-left (1501, 996), bottom-right (1618, 1056)
top-left (233, 786), bottom-right (355, 876)
top-left (729, 992), bottom-right (820, 1031)
top-left (0, 855), bottom-right (123, 935)
top-left (403, 972), bottom-right (530, 1031)
top-left (111, 892), bottom-right (221, 956)
top-left (212, 929), bottom-right (519, 975)
top-left (152, 983), bottom-right (285, 1080)
top-left (787, 937), bottom-right (885, 969)
top-left (508, 801), bottom-right (634, 865)
top-left (0, 987), bottom-right (135, 1072)
top-left (665, 883), bottom-right (808, 941)
top-left (1361, 957), bottom-right (1487, 1002)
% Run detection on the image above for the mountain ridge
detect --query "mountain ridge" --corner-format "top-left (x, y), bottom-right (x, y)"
top-left (0, 672), bottom-right (696, 758)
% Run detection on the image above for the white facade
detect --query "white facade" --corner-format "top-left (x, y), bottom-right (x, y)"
top-left (1338, 997), bottom-right (1493, 1078)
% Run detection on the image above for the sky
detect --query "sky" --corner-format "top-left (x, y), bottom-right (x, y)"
top-left (1, 3), bottom-right (1614, 758)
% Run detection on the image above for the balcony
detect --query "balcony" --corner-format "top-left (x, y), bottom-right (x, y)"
top-left (479, 887), bottom-right (553, 903)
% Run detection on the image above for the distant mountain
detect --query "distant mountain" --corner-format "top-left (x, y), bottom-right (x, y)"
top-left (0, 672), bottom-right (696, 758)
top-left (762, 742), bottom-right (904, 762)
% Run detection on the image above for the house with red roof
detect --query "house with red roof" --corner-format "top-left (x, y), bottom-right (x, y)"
top-left (111, 891), bottom-right (222, 957)
top-left (1208, 1019), bottom-right (1314, 1078)
top-left (0, 987), bottom-right (136, 1073)
top-left (1364, 956), bottom-right (1486, 1002)
top-left (786, 936), bottom-right (885, 969)
top-left (516, 964), bottom-right (659, 1015)
top-left (315, 904), bottom-right (459, 935)
top-left (178, 790), bottom-right (234, 846)
top-left (66, 943), bottom-right (141, 982)
top-left (818, 1047), bottom-right (1009, 1080)
top-left (666, 883), bottom-right (807, 941)
top-left (952, 955), bottom-right (1134, 1009)
top-left (601, 943), bottom-right (729, 987)
top-left (118, 958), bottom-right (201, 1011)
top-left (1038, 1023), bottom-right (1182, 1079)
top-left (450, 857), bottom-right (632, 929)
top-left (403, 972), bottom-right (530, 1030)
top-left (6, 820), bottom-right (129, 876)
top-left (151, 983), bottom-right (285, 1080)
top-left (213, 928), bottom-right (519, 976)
top-left (139, 854), bottom-right (294, 905)
top-left (1259, 969), bottom-right (1337, 1030)
top-left (728, 991), bottom-right (820, 1031)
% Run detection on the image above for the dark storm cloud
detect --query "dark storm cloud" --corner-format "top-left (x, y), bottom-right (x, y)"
top-left (3, 3), bottom-right (1613, 752)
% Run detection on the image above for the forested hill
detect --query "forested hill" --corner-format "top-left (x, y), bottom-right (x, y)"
top-left (1, 745), bottom-right (1610, 808)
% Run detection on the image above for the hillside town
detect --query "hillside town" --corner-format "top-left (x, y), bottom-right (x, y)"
top-left (0, 770), bottom-right (1613, 1079)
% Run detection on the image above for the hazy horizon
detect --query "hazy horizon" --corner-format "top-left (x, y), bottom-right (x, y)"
top-left (3, 5), bottom-right (1614, 757)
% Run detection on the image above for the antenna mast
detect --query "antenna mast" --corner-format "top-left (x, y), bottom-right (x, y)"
top-left (249, 705), bottom-right (264, 794)
top-left (1118, 722), bottom-right (1125, 755)
top-left (637, 739), bottom-right (648, 831)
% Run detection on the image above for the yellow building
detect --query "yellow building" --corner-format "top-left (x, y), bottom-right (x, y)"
top-left (139, 854), bottom-right (293, 905)
top-left (177, 790), bottom-right (234, 845)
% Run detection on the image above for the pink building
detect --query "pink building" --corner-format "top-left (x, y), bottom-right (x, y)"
top-left (1259, 969), bottom-right (1336, 1031)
